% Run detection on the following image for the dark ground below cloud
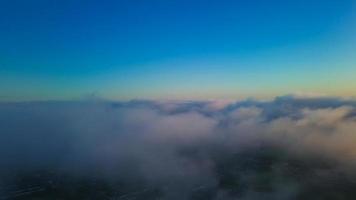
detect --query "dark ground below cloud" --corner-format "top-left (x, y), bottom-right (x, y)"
top-left (3, 146), bottom-right (356, 200)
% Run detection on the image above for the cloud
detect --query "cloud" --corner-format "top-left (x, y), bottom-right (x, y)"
top-left (1, 96), bottom-right (356, 199)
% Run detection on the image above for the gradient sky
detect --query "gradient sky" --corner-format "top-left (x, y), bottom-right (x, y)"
top-left (1, 0), bottom-right (356, 101)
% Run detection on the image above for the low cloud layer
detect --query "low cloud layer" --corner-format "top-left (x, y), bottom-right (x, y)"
top-left (1, 95), bottom-right (356, 199)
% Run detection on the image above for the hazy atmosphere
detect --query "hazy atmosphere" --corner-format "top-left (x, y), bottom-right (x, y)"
top-left (1, 0), bottom-right (356, 199)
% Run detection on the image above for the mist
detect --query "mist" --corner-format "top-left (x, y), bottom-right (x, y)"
top-left (1, 96), bottom-right (356, 199)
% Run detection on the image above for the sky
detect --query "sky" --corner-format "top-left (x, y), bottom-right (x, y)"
top-left (0, 0), bottom-right (356, 101)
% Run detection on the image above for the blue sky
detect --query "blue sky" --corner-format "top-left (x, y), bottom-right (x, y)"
top-left (1, 0), bottom-right (355, 100)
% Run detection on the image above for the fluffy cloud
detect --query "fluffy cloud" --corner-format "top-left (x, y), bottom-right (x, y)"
top-left (1, 96), bottom-right (356, 199)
